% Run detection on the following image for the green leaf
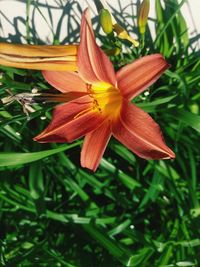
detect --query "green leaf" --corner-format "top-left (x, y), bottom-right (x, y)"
top-left (83, 224), bottom-right (132, 266)
top-left (155, 0), bottom-right (186, 47)
top-left (101, 158), bottom-right (141, 189)
top-left (127, 248), bottom-right (154, 266)
top-left (0, 142), bottom-right (81, 167)
top-left (136, 95), bottom-right (177, 112)
top-left (178, 11), bottom-right (189, 48)
top-left (173, 110), bottom-right (200, 133)
top-left (138, 170), bottom-right (164, 209)
top-left (29, 161), bottom-right (46, 216)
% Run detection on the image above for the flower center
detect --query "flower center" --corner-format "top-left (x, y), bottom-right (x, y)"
top-left (87, 82), bottom-right (122, 119)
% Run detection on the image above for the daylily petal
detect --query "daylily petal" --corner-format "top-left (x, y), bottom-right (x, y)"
top-left (34, 95), bottom-right (106, 143)
top-left (112, 100), bottom-right (175, 159)
top-left (78, 8), bottom-right (116, 86)
top-left (42, 70), bottom-right (87, 93)
top-left (0, 42), bottom-right (77, 57)
top-left (0, 58), bottom-right (77, 71)
top-left (0, 42), bottom-right (78, 71)
top-left (81, 120), bottom-right (111, 171)
top-left (116, 54), bottom-right (169, 100)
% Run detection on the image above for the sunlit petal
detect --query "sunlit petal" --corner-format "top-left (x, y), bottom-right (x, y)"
top-left (42, 71), bottom-right (87, 93)
top-left (0, 58), bottom-right (77, 71)
top-left (0, 42), bottom-right (77, 57)
top-left (116, 54), bottom-right (169, 100)
top-left (78, 8), bottom-right (116, 86)
top-left (0, 42), bottom-right (78, 71)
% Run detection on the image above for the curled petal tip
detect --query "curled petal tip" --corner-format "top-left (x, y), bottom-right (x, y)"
top-left (168, 149), bottom-right (176, 159)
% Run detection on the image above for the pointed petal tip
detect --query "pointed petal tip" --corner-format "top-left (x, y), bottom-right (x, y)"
top-left (116, 53), bottom-right (170, 100)
top-left (141, 147), bottom-right (175, 160)
top-left (33, 135), bottom-right (44, 143)
top-left (33, 136), bottom-right (38, 142)
top-left (161, 144), bottom-right (175, 160)
top-left (167, 149), bottom-right (176, 160)
top-left (80, 162), bottom-right (97, 172)
top-left (33, 134), bottom-right (51, 143)
top-left (33, 133), bottom-right (68, 143)
top-left (78, 6), bottom-right (116, 85)
top-left (80, 150), bottom-right (99, 171)
top-left (83, 7), bottom-right (90, 16)
top-left (154, 148), bottom-right (175, 160)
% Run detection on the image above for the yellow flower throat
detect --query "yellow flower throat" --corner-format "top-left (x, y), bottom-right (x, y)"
top-left (86, 82), bottom-right (122, 119)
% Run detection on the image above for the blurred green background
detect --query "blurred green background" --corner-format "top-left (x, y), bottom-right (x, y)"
top-left (0, 0), bottom-right (200, 266)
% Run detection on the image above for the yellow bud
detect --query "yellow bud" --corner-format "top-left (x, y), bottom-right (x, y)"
top-left (113, 23), bottom-right (139, 47)
top-left (99, 9), bottom-right (113, 35)
top-left (138, 0), bottom-right (150, 35)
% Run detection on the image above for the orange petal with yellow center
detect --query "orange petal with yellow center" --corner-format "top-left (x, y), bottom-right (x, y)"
top-left (116, 54), bottom-right (169, 100)
top-left (112, 100), bottom-right (175, 159)
top-left (78, 8), bottom-right (116, 86)
top-left (81, 120), bottom-right (111, 171)
top-left (34, 95), bottom-right (106, 143)
top-left (42, 70), bottom-right (87, 93)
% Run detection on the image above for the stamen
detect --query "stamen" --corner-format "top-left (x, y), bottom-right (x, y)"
top-left (86, 83), bottom-right (93, 95)
top-left (85, 83), bottom-right (122, 117)
top-left (93, 99), bottom-right (102, 113)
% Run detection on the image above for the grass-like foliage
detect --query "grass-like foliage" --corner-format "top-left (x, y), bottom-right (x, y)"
top-left (0, 0), bottom-right (200, 266)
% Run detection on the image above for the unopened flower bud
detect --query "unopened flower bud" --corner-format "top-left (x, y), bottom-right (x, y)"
top-left (138, 0), bottom-right (150, 35)
top-left (113, 23), bottom-right (139, 47)
top-left (105, 47), bottom-right (121, 56)
top-left (99, 9), bottom-right (113, 35)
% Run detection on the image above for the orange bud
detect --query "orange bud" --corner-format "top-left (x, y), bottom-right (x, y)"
top-left (0, 42), bottom-right (78, 71)
top-left (138, 0), bottom-right (150, 35)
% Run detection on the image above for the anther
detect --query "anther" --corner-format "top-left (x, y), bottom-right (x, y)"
top-left (86, 83), bottom-right (93, 94)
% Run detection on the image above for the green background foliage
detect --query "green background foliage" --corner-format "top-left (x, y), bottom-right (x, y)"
top-left (0, 0), bottom-right (200, 266)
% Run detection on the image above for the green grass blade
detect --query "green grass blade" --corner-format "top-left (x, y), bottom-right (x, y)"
top-left (0, 142), bottom-right (81, 167)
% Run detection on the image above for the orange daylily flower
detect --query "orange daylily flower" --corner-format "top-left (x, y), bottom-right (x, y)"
top-left (34, 9), bottom-right (175, 171)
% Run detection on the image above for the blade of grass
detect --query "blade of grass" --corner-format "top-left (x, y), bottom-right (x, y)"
top-left (0, 142), bottom-right (81, 167)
